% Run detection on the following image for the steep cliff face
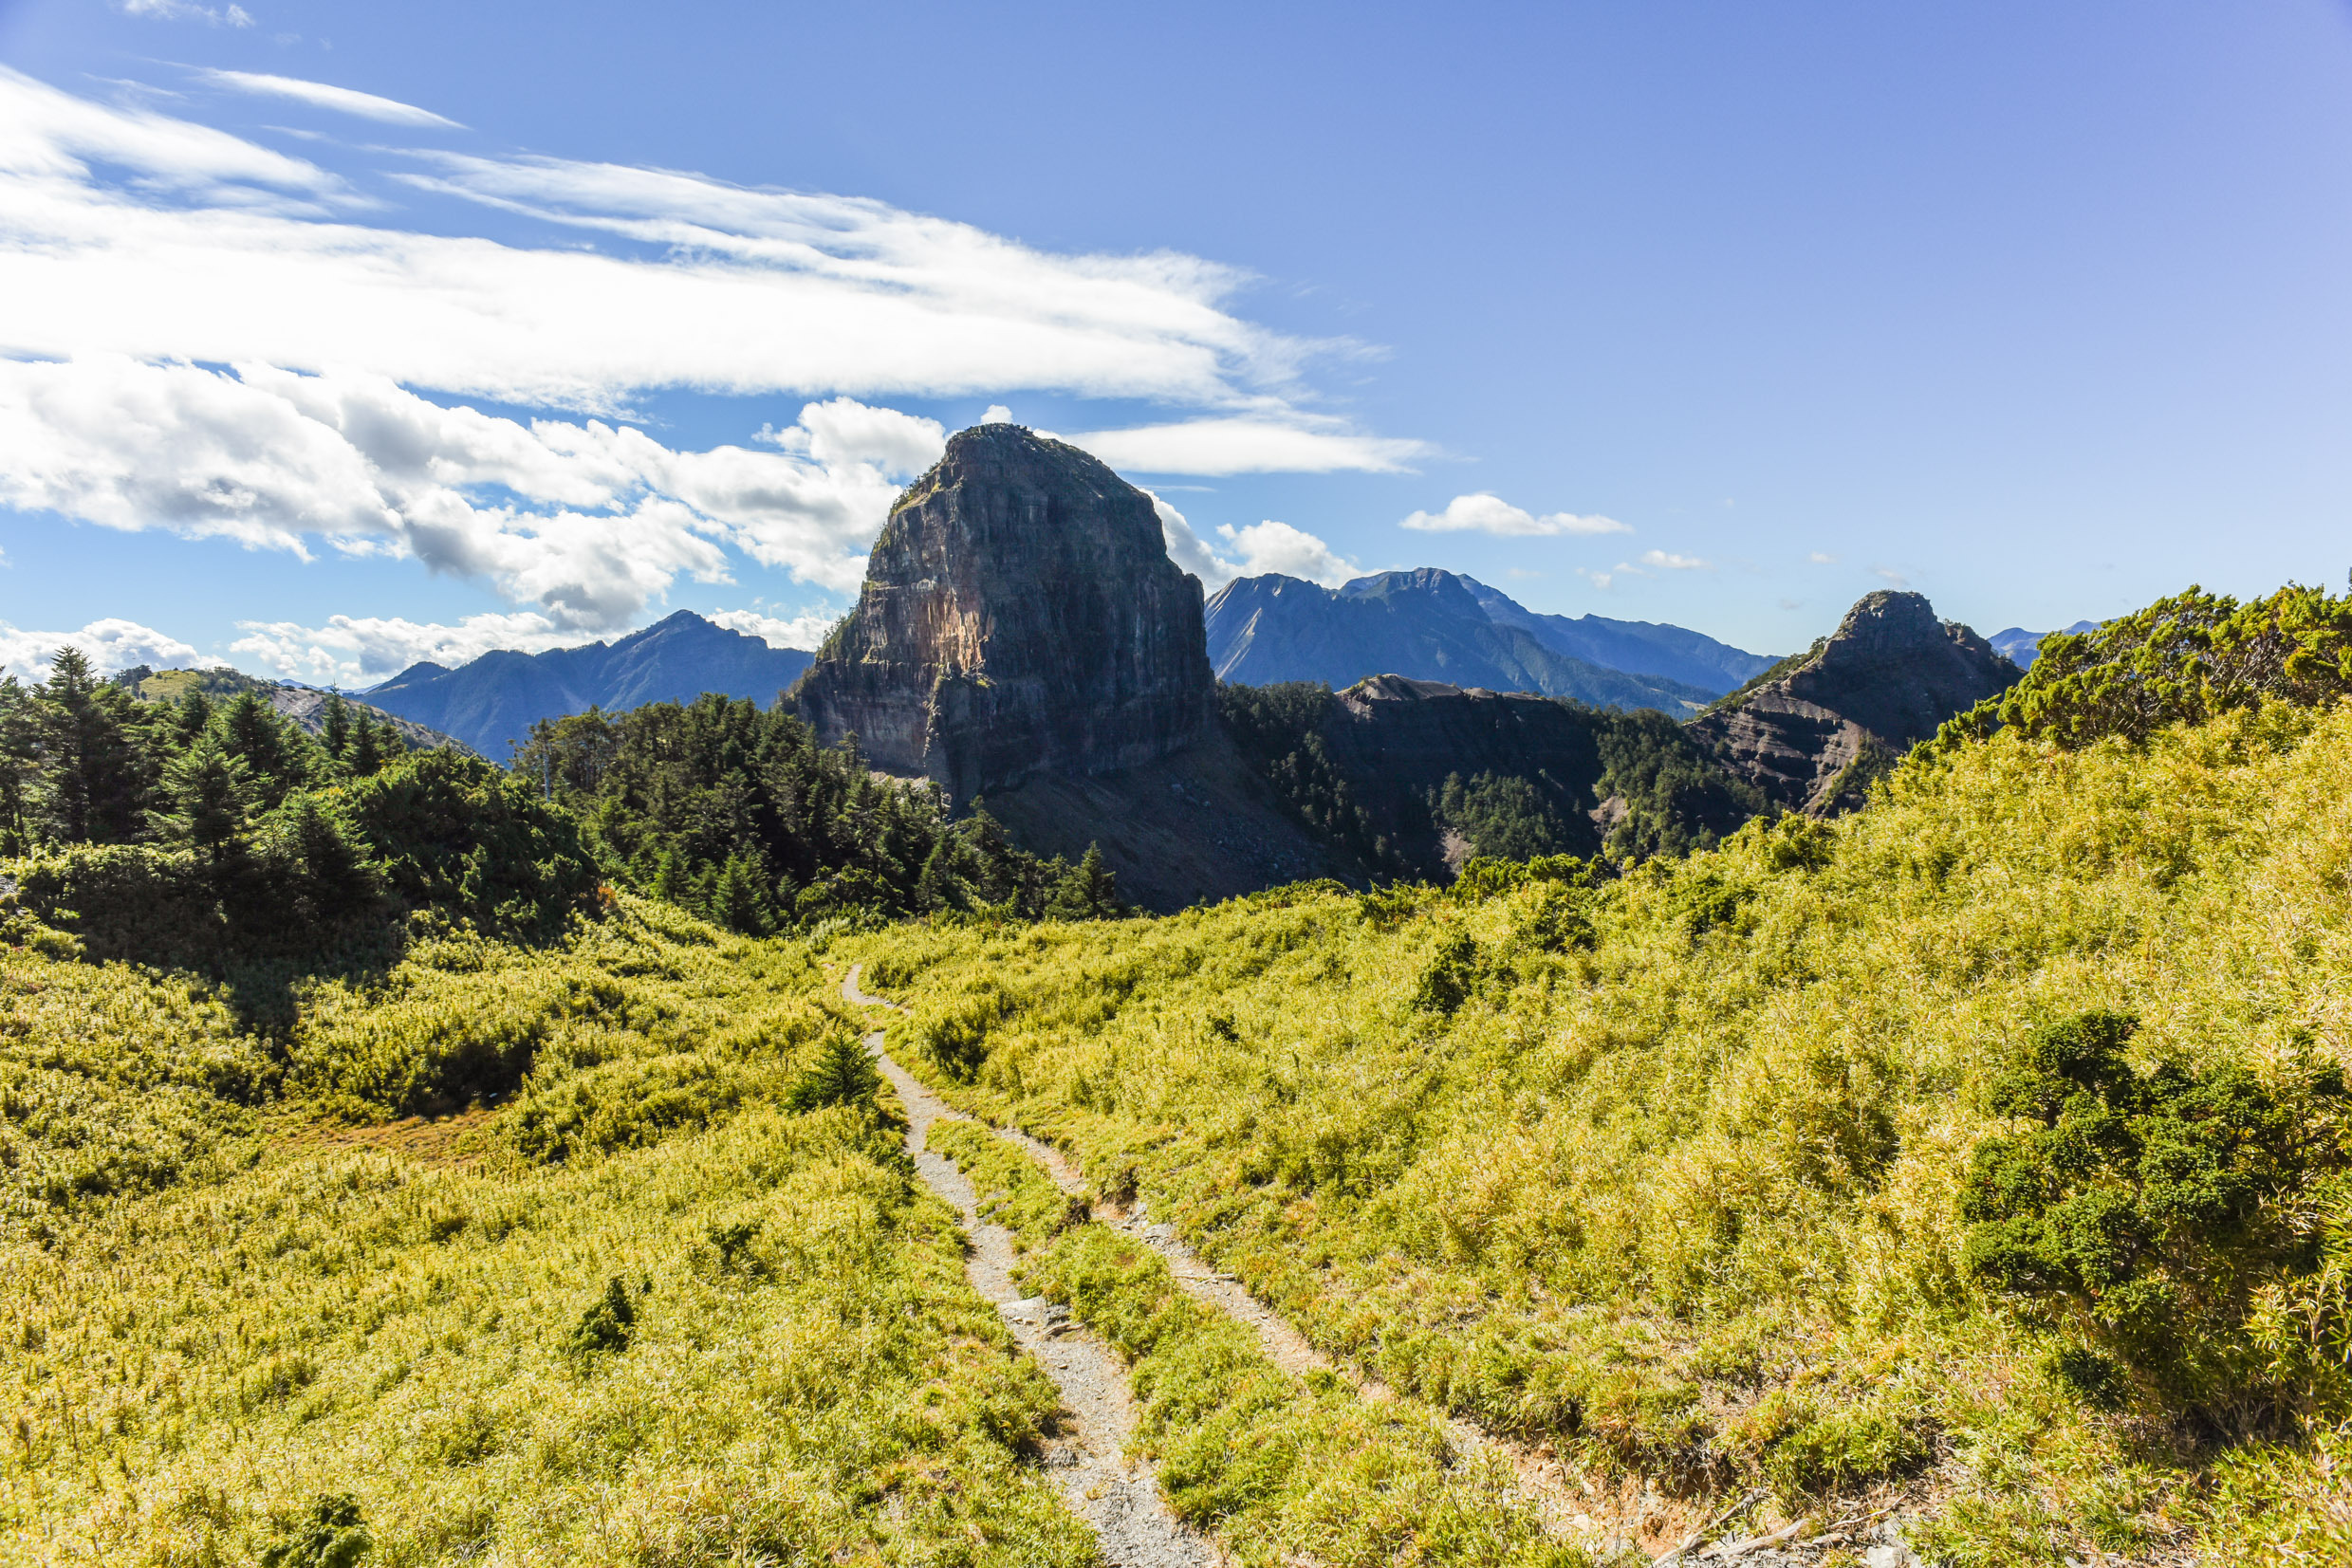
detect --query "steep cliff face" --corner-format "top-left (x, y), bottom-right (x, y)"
top-left (792, 425), bottom-right (1215, 801)
top-left (1687, 590), bottom-right (2019, 815)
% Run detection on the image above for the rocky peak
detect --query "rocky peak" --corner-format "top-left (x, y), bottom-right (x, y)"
top-left (1688, 590), bottom-right (2017, 815)
top-left (791, 424), bottom-right (1215, 802)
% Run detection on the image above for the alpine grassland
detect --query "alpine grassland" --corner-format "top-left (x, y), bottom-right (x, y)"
top-left (0, 896), bottom-right (1099, 1567)
top-left (923, 1117), bottom-right (1578, 1568)
top-left (847, 694), bottom-right (2352, 1562)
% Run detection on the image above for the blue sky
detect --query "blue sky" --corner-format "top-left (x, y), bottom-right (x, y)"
top-left (3, 0), bottom-right (2350, 682)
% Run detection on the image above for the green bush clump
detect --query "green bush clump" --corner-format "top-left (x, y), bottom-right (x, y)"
top-left (567, 1275), bottom-right (639, 1362)
top-left (258, 1493), bottom-right (371, 1568)
top-left (1960, 1010), bottom-right (2352, 1422)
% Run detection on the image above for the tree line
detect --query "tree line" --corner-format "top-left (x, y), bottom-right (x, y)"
top-left (510, 695), bottom-right (1120, 934)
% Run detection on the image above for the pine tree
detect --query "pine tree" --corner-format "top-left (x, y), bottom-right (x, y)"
top-left (284, 792), bottom-right (376, 916)
top-left (710, 853), bottom-right (772, 934)
top-left (323, 692), bottom-right (352, 761)
top-left (917, 836), bottom-right (967, 913)
top-left (219, 691), bottom-right (303, 806)
top-left (787, 1028), bottom-right (882, 1112)
top-left (153, 731), bottom-right (254, 876)
top-left (1047, 842), bottom-right (1119, 920)
top-left (175, 689), bottom-right (213, 744)
top-left (651, 848), bottom-right (693, 910)
top-left (37, 648), bottom-right (147, 843)
top-left (349, 715), bottom-right (384, 777)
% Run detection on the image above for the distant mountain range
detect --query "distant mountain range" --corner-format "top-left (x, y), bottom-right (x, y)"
top-left (1202, 567), bottom-right (1776, 710)
top-left (1988, 621), bottom-right (2099, 670)
top-left (364, 611), bottom-right (813, 758)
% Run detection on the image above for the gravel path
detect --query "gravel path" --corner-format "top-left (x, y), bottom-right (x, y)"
top-left (840, 967), bottom-right (1925, 1567)
top-left (843, 967), bottom-right (1216, 1568)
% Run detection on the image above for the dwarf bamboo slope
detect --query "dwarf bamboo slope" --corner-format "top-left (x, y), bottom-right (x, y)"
top-left (844, 584), bottom-right (2352, 1565)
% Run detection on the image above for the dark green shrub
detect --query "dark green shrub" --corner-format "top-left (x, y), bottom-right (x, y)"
top-left (345, 749), bottom-right (597, 931)
top-left (567, 1276), bottom-right (637, 1362)
top-left (1959, 1010), bottom-right (2351, 1422)
top-left (1412, 931), bottom-right (1479, 1015)
top-left (259, 1493), bottom-right (371, 1568)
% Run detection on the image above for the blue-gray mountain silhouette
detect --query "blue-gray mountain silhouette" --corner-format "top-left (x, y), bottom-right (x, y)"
top-left (1202, 567), bottom-right (1774, 710)
top-left (364, 610), bottom-right (813, 759)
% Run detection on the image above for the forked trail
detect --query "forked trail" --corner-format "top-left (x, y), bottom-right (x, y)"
top-left (842, 967), bottom-right (1217, 1568)
top-left (839, 966), bottom-right (1862, 1565)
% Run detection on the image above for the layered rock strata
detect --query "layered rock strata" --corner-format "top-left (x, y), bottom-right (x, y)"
top-left (1687, 590), bottom-right (2019, 815)
top-left (792, 425), bottom-right (1216, 802)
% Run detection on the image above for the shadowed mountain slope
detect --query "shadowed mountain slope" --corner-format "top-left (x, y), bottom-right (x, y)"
top-left (1204, 568), bottom-right (1724, 711)
top-left (363, 611), bottom-right (813, 759)
top-left (1457, 578), bottom-right (1779, 693)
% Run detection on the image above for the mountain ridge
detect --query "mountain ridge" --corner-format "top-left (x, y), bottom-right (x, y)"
top-left (1204, 567), bottom-right (1743, 710)
top-left (363, 610), bottom-right (814, 759)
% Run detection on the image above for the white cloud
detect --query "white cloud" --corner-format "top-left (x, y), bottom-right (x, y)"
top-left (981, 405), bottom-right (1013, 425)
top-left (1066, 415), bottom-right (1428, 475)
top-left (1808, 550), bottom-right (1838, 564)
top-left (0, 357), bottom-right (939, 625)
top-left (0, 71), bottom-right (1383, 423)
top-left (195, 69), bottom-right (465, 129)
top-left (231, 612), bottom-right (576, 687)
top-left (1576, 566), bottom-right (1616, 593)
top-left (1640, 549), bottom-right (1710, 570)
top-left (1, 618), bottom-right (200, 680)
top-left (1148, 494), bottom-right (1357, 590)
top-left (1398, 492), bottom-right (1629, 537)
top-left (120, 1), bottom-right (252, 25)
top-left (1214, 521), bottom-right (1360, 587)
top-left (706, 607), bottom-right (838, 651)
top-left (1873, 564), bottom-right (1911, 589)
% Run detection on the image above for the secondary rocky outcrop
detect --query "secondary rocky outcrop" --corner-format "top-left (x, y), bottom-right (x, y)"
top-left (792, 425), bottom-right (1216, 802)
top-left (1687, 590), bottom-right (2019, 815)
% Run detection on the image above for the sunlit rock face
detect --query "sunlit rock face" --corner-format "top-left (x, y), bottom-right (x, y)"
top-left (1687, 589), bottom-right (2020, 815)
top-left (792, 424), bottom-right (1215, 802)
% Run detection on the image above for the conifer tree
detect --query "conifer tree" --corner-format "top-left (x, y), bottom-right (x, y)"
top-left (153, 730), bottom-right (254, 876)
top-left (917, 836), bottom-right (967, 913)
top-left (710, 853), bottom-right (772, 934)
top-left (175, 689), bottom-right (213, 744)
top-left (1048, 842), bottom-right (1119, 920)
top-left (323, 691), bottom-right (352, 761)
top-left (787, 1028), bottom-right (882, 1112)
top-left (37, 648), bottom-right (147, 843)
top-left (219, 691), bottom-right (305, 806)
top-left (349, 715), bottom-right (384, 777)
top-left (283, 792), bottom-right (377, 916)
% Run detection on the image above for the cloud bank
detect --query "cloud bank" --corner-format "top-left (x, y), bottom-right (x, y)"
top-left (1398, 492), bottom-right (1630, 537)
top-left (0, 358), bottom-right (942, 625)
top-left (0, 618), bottom-right (200, 681)
top-left (1153, 496), bottom-right (1361, 589)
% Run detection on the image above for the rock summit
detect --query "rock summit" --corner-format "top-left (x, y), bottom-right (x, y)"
top-left (792, 424), bottom-right (1216, 802)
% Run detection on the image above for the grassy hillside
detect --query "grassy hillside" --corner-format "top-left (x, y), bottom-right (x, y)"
top-left (844, 699), bottom-right (2352, 1562)
top-left (0, 900), bottom-right (1100, 1566)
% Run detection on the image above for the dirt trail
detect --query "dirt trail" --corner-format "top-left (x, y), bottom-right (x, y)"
top-left (842, 967), bottom-right (1215, 1568)
top-left (843, 965), bottom-right (1923, 1568)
